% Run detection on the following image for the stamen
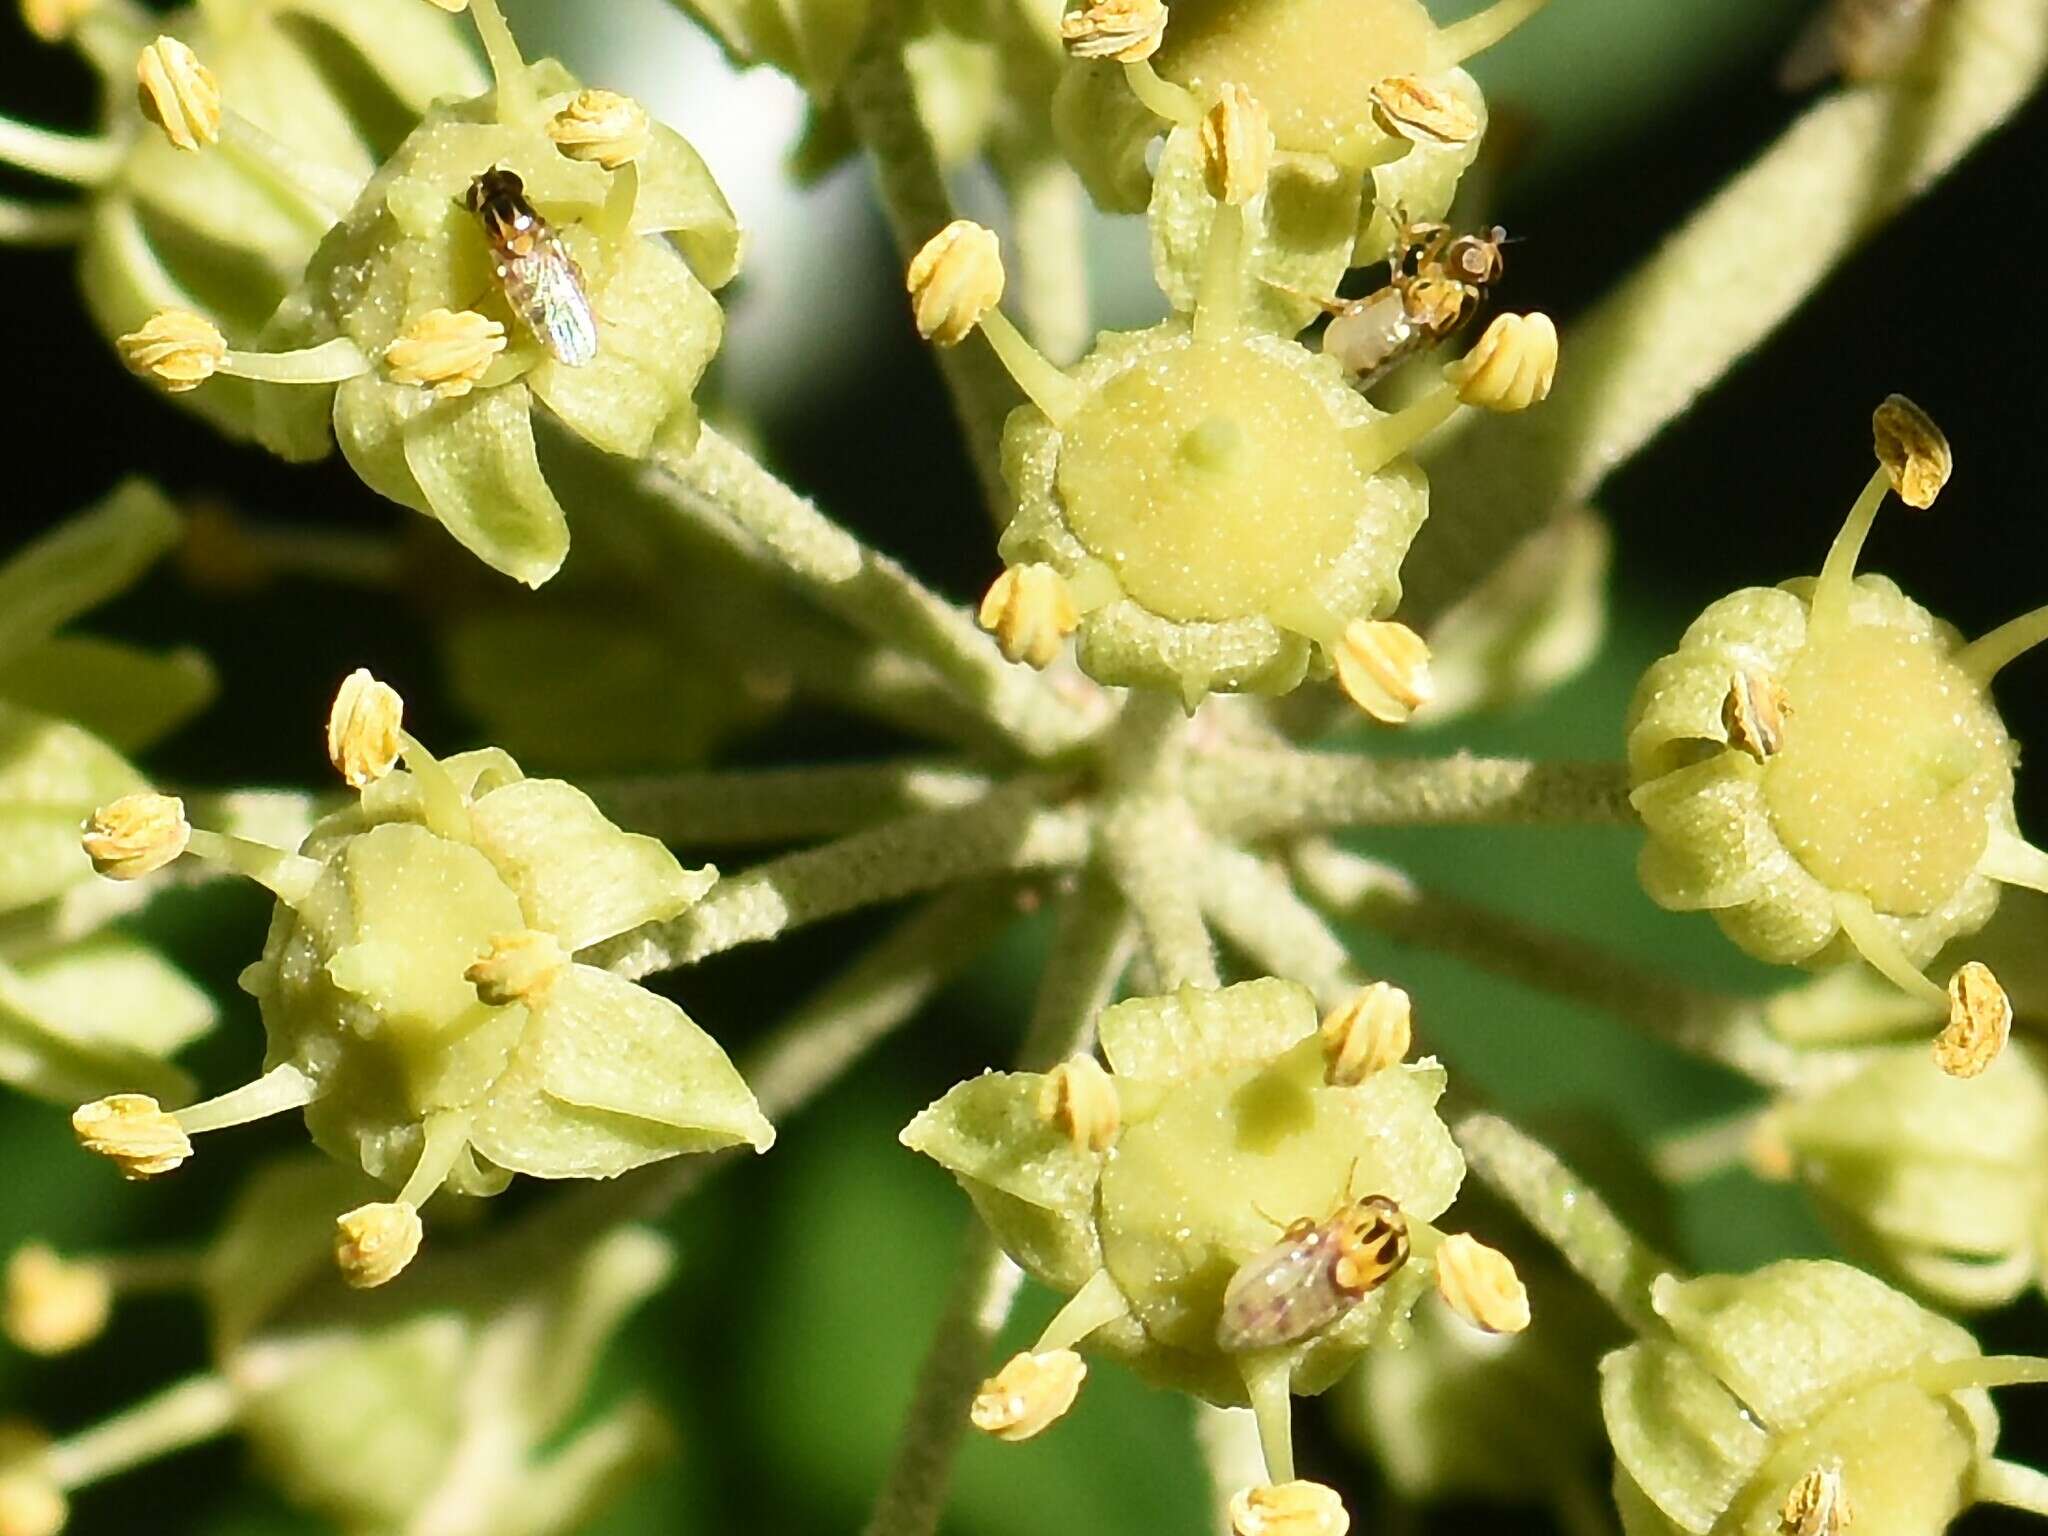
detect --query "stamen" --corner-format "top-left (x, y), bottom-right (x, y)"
top-left (1033, 1268), bottom-right (1132, 1352)
top-left (397, 1110), bottom-right (472, 1209)
top-left (1427, 0), bottom-right (1552, 68)
top-left (1228, 1479), bottom-right (1349, 1536)
top-left (1830, 892), bottom-right (1946, 1009)
top-left (0, 114), bottom-right (122, 185)
top-left (1319, 981), bottom-right (1412, 1084)
top-left (1193, 202), bottom-right (1246, 343)
top-left (38, 1374), bottom-right (237, 1492)
top-left (466, 0), bottom-right (535, 120)
top-left (326, 668), bottom-right (405, 788)
top-left (395, 732), bottom-right (473, 842)
top-left (1433, 1232), bottom-right (1531, 1332)
top-left (1200, 85), bottom-right (1272, 207)
top-left (181, 827), bottom-right (324, 904)
top-left (0, 196), bottom-right (85, 246)
top-left (981, 309), bottom-right (1086, 426)
top-left (1978, 827), bottom-right (2048, 896)
top-left (1038, 1056), bottom-right (1120, 1152)
top-left (547, 89), bottom-right (651, 170)
top-left (1808, 465), bottom-right (1890, 643)
top-left (1909, 1354), bottom-right (2048, 1398)
top-left (333, 1201), bottom-right (422, 1289)
top-left (1238, 1350), bottom-right (1297, 1484)
top-left (172, 1061), bottom-right (318, 1135)
top-left (1122, 59), bottom-right (1199, 124)
top-left (1957, 604), bottom-right (2048, 687)
top-left (1934, 960), bottom-right (2011, 1079)
top-left (82, 792), bottom-right (190, 879)
top-left (118, 309), bottom-right (372, 393)
top-left (979, 564), bottom-right (1081, 669)
top-left (970, 1349), bottom-right (1088, 1440)
top-left (135, 36), bottom-right (219, 151)
top-left (1060, 0), bottom-right (1169, 63)
top-left (216, 113), bottom-right (364, 225)
top-left (4, 1245), bottom-right (111, 1355)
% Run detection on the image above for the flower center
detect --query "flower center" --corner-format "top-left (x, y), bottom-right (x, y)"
top-left (1763, 625), bottom-right (2009, 915)
top-left (1151, 0), bottom-right (1433, 153)
top-left (1056, 339), bottom-right (1371, 624)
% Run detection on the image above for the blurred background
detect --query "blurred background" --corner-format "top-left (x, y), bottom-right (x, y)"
top-left (4, 0), bottom-right (2047, 1530)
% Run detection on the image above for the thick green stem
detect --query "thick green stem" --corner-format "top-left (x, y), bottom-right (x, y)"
top-left (1025, 865), bottom-right (1137, 1048)
top-left (1406, 0), bottom-right (2048, 626)
top-left (648, 431), bottom-right (1097, 761)
top-left (1452, 1111), bottom-right (1673, 1337)
top-left (1096, 693), bottom-right (1216, 990)
top-left (1186, 751), bottom-right (1636, 837)
top-left (1291, 839), bottom-right (1853, 1091)
top-left (1195, 836), bottom-right (1358, 1007)
top-left (585, 761), bottom-right (995, 847)
top-left (841, 0), bottom-right (1019, 521)
top-left (592, 776), bottom-right (1089, 978)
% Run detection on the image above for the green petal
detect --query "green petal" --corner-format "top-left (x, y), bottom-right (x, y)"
top-left (0, 701), bottom-right (145, 914)
top-left (530, 234), bottom-right (722, 461)
top-left (1097, 978), bottom-right (1318, 1080)
top-left (202, 1154), bottom-right (383, 1350)
top-left (0, 480), bottom-right (180, 664)
top-left (0, 943), bottom-right (200, 1105)
top-left (467, 776), bottom-right (712, 951)
top-left (0, 636), bottom-right (216, 754)
top-left (491, 1399), bottom-right (674, 1536)
top-left (635, 121), bottom-right (743, 289)
top-left (470, 964), bottom-right (771, 1178)
top-left (335, 375), bottom-right (434, 517)
top-left (1599, 1340), bottom-right (1768, 1536)
top-left (899, 1068), bottom-right (1102, 1217)
top-left (523, 1226), bottom-right (675, 1436)
top-left (274, 0), bottom-right (489, 116)
top-left (401, 384), bottom-right (571, 588)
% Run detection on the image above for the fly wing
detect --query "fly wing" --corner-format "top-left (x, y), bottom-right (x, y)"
top-left (1216, 1244), bottom-right (1348, 1352)
top-left (523, 240), bottom-right (601, 367)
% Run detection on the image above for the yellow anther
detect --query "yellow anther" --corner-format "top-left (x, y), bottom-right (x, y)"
top-left (906, 220), bottom-right (1005, 346)
top-left (333, 1201), bottom-right (423, 1289)
top-left (81, 792), bottom-right (191, 880)
top-left (20, 0), bottom-right (94, 43)
top-left (1199, 84), bottom-right (1272, 206)
top-left (1319, 981), bottom-right (1412, 1085)
top-left (1228, 1480), bottom-right (1351, 1536)
top-left (4, 1245), bottom-right (111, 1356)
top-left (1369, 76), bottom-right (1482, 145)
top-left (1722, 666), bottom-right (1791, 763)
top-left (1447, 312), bottom-right (1558, 412)
top-left (383, 308), bottom-right (507, 399)
top-left (1872, 393), bottom-right (1950, 510)
top-left (1038, 1056), bottom-right (1120, 1153)
top-left (969, 1348), bottom-right (1087, 1441)
top-left (1781, 1463), bottom-right (1853, 1536)
top-left (546, 89), bottom-right (652, 170)
top-left (978, 564), bottom-right (1080, 669)
top-left (1934, 960), bottom-right (2011, 1079)
top-left (71, 1095), bottom-right (192, 1180)
top-left (117, 309), bottom-right (227, 394)
top-left (1433, 1232), bottom-right (1530, 1333)
top-left (0, 1456), bottom-right (65, 1536)
top-left (325, 668), bottom-right (404, 789)
top-left (135, 36), bottom-right (221, 152)
top-left (1058, 0), bottom-right (1169, 62)
top-left (465, 930), bottom-right (570, 1008)
top-left (1334, 619), bottom-right (1434, 725)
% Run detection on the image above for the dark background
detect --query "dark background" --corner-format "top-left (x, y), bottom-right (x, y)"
top-left (5, 1), bottom-right (2048, 1531)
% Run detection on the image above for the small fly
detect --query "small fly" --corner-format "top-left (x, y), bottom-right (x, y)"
top-left (466, 167), bottom-right (600, 367)
top-left (1309, 222), bottom-right (1509, 391)
top-left (1779, 0), bottom-right (1938, 89)
top-left (1215, 1191), bottom-right (1410, 1353)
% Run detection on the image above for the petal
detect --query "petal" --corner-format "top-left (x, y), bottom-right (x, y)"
top-left (0, 636), bottom-right (216, 754)
top-left (274, 0), bottom-right (488, 114)
top-left (401, 383), bottom-right (571, 588)
top-left (634, 122), bottom-right (743, 289)
top-left (524, 1227), bottom-right (674, 1434)
top-left (0, 480), bottom-right (180, 663)
top-left (0, 701), bottom-right (145, 913)
top-left (530, 234), bottom-right (722, 461)
top-left (1097, 977), bottom-right (1318, 1080)
top-left (0, 946), bottom-right (199, 1105)
top-left (471, 964), bottom-right (771, 1177)
top-left (467, 776), bottom-right (712, 951)
top-left (899, 1069), bottom-right (1102, 1218)
top-left (1599, 1340), bottom-right (1767, 1536)
top-left (1630, 755), bottom-right (1775, 911)
top-left (8, 933), bottom-right (214, 1059)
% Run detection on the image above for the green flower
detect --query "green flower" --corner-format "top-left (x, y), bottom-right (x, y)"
top-left (1604, 1259), bottom-right (2048, 1536)
top-left (1627, 400), bottom-right (2048, 995)
top-left (906, 977), bottom-right (1488, 1489)
top-left (68, 674), bottom-right (770, 1286)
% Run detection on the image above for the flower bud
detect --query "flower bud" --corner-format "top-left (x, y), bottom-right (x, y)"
top-left (979, 564), bottom-right (1081, 669)
top-left (1059, 0), bottom-right (1170, 61)
top-left (80, 793), bottom-right (190, 880)
top-left (71, 1093), bottom-right (191, 1178)
top-left (382, 309), bottom-right (507, 400)
top-left (1039, 1056), bottom-right (1121, 1152)
top-left (333, 1200), bottom-right (423, 1289)
top-left (546, 89), bottom-right (652, 170)
top-left (1319, 982), bottom-right (1411, 1085)
top-left (135, 36), bottom-right (221, 152)
top-left (324, 669), bottom-right (404, 789)
top-left (1432, 1233), bottom-right (1529, 1333)
top-left (970, 1348), bottom-right (1088, 1440)
top-left (1334, 620), bottom-right (1433, 724)
top-left (907, 221), bottom-right (1006, 345)
top-left (117, 310), bottom-right (227, 394)
top-left (1199, 84), bottom-right (1272, 206)
top-left (3, 1245), bottom-right (111, 1356)
top-left (1935, 960), bottom-right (2010, 1078)
top-left (1448, 312), bottom-right (1558, 411)
top-left (1228, 1479), bottom-right (1349, 1536)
